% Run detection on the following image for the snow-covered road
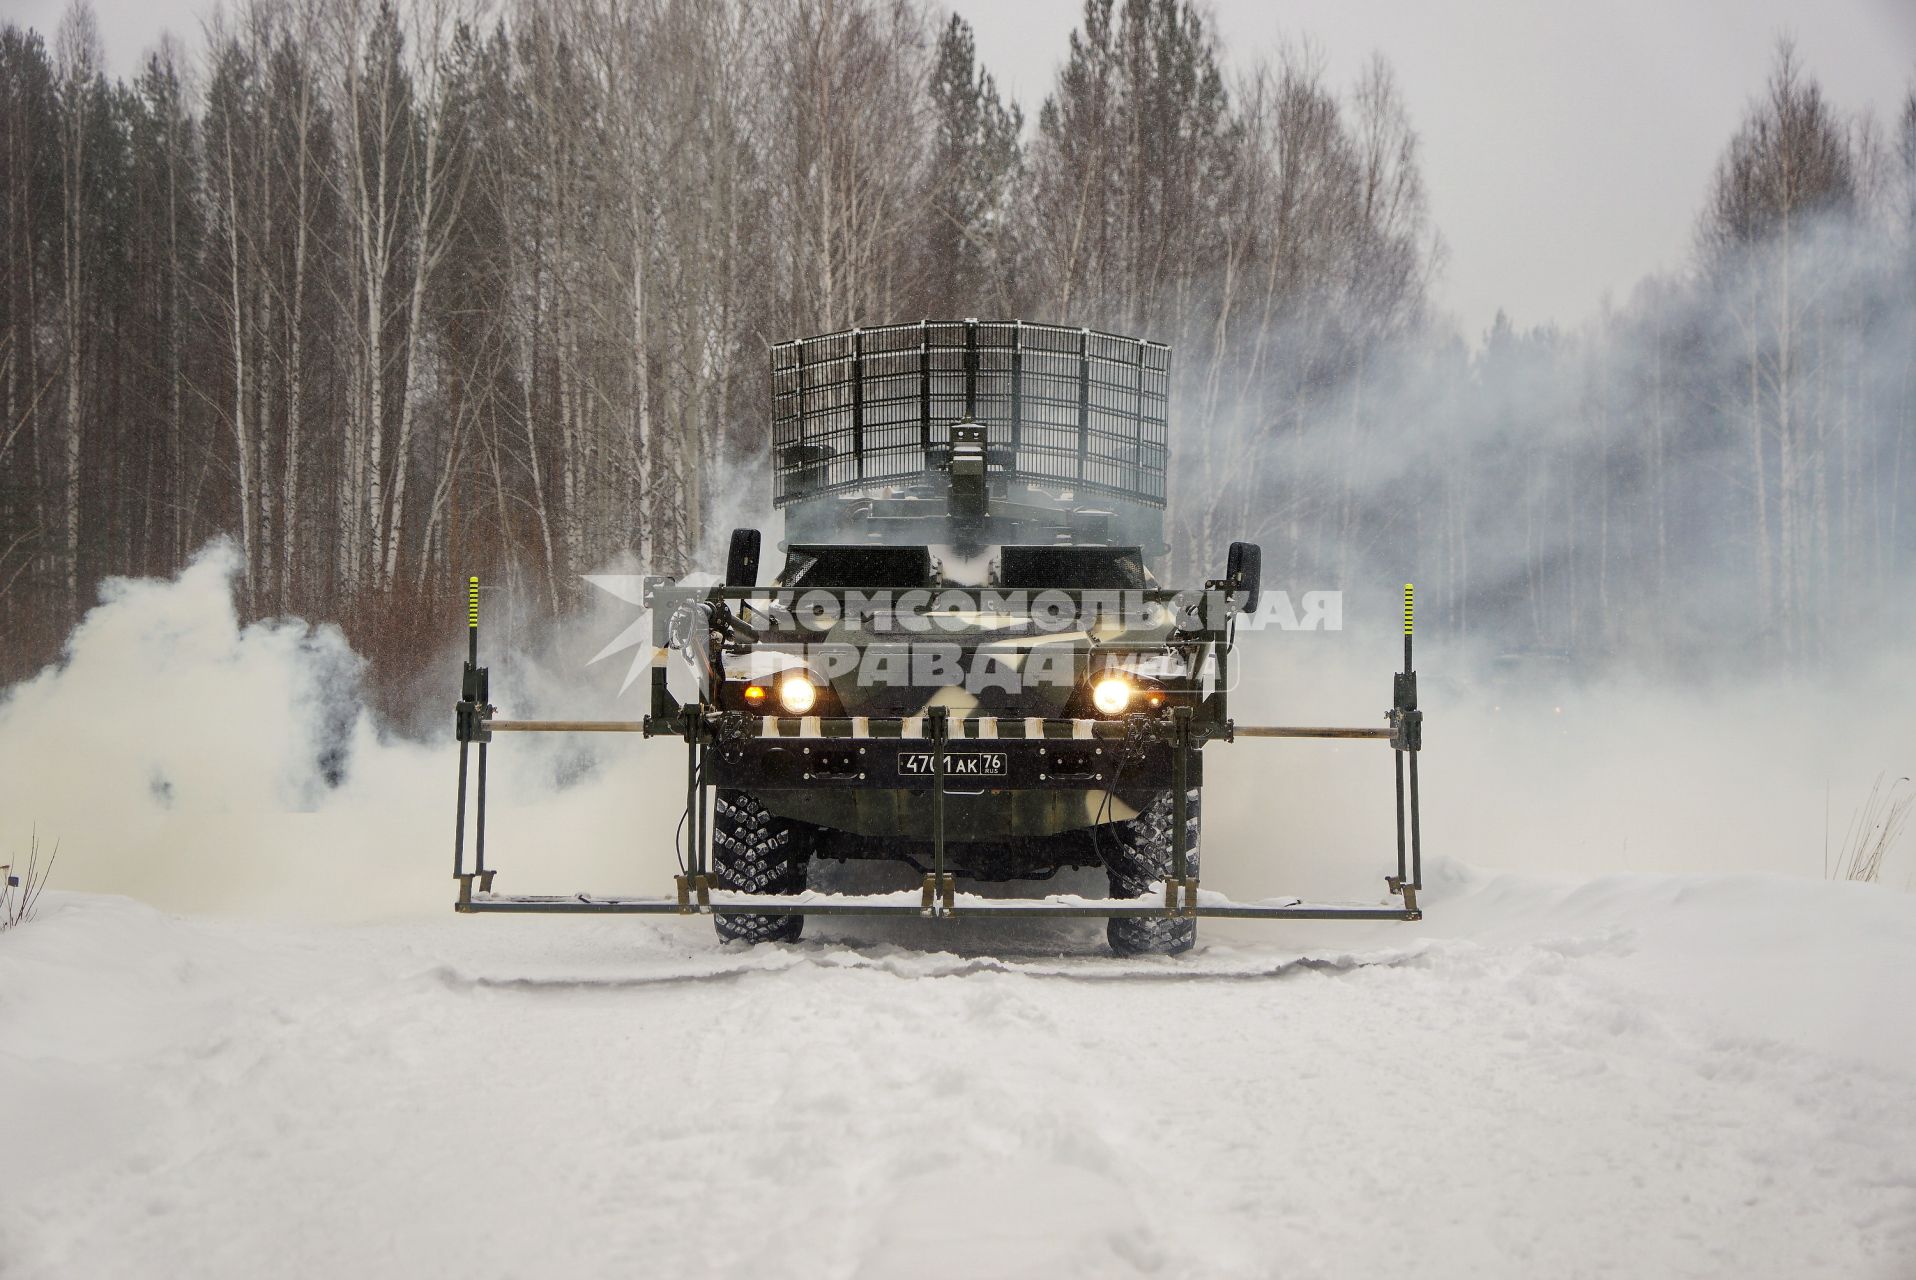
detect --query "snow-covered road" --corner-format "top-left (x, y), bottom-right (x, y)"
top-left (3, 866), bottom-right (1913, 1280)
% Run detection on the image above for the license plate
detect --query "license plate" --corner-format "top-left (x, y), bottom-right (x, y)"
top-left (898, 751), bottom-right (1008, 778)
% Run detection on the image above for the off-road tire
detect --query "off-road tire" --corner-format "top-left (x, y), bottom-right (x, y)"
top-left (712, 789), bottom-right (811, 944)
top-left (1102, 788), bottom-right (1201, 956)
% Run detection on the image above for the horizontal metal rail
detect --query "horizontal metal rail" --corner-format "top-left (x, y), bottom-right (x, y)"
top-left (459, 890), bottom-right (1419, 922)
top-left (653, 584), bottom-right (1200, 601)
top-left (1233, 726), bottom-right (1394, 740)
top-left (479, 716), bottom-right (1397, 741)
top-left (486, 720), bottom-right (648, 733)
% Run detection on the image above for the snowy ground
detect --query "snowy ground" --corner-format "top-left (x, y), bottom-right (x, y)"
top-left (4, 863), bottom-right (1913, 1280)
top-left (3, 554), bottom-right (1913, 1276)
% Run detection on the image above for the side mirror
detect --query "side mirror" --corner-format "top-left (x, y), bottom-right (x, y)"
top-left (726, 528), bottom-right (761, 587)
top-left (1226, 541), bottom-right (1261, 614)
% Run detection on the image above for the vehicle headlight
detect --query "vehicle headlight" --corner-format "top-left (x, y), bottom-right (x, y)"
top-left (777, 672), bottom-right (818, 715)
top-left (1090, 674), bottom-right (1132, 716)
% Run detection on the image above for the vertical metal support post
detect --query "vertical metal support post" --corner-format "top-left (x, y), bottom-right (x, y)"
top-left (1393, 747), bottom-right (1408, 888)
top-left (474, 575), bottom-right (493, 892)
top-left (1387, 583), bottom-right (1423, 908)
top-left (454, 575), bottom-right (480, 886)
top-left (850, 328), bottom-right (865, 480)
top-left (1210, 633), bottom-right (1230, 727)
top-left (650, 663), bottom-right (670, 725)
top-left (1170, 705), bottom-right (1191, 915)
top-left (675, 709), bottom-right (698, 913)
top-left (1408, 746), bottom-right (1423, 891)
top-left (792, 337), bottom-right (808, 469)
top-left (918, 325), bottom-right (932, 454)
top-left (684, 710), bottom-right (701, 878)
top-left (475, 742), bottom-right (490, 889)
top-left (695, 725), bottom-right (709, 882)
top-left (963, 319), bottom-right (978, 419)
top-left (929, 705), bottom-right (950, 916)
top-left (1131, 337), bottom-right (1148, 492)
top-left (1394, 586), bottom-right (1425, 904)
top-left (1009, 322), bottom-right (1023, 455)
top-left (1403, 583), bottom-right (1420, 890)
top-left (1075, 328), bottom-right (1091, 484)
top-left (454, 740), bottom-right (470, 880)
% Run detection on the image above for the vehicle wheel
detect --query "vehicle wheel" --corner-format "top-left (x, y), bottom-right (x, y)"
top-left (1101, 788), bottom-right (1200, 956)
top-left (712, 789), bottom-right (811, 944)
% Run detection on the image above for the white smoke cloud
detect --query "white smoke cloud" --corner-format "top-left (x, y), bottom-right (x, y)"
top-left (0, 537), bottom-right (1907, 927)
top-left (0, 542), bottom-right (688, 919)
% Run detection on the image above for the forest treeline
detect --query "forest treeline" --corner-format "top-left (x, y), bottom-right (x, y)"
top-left (1, 0), bottom-right (1912, 686)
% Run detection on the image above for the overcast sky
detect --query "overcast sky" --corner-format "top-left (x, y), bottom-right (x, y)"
top-left (10, 0), bottom-right (1914, 339)
top-left (955, 0), bottom-right (1915, 338)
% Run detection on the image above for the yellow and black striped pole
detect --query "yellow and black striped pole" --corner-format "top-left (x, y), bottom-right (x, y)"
top-left (467, 575), bottom-right (480, 665)
top-left (1402, 582), bottom-right (1414, 673)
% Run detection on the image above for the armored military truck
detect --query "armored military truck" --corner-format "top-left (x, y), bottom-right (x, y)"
top-left (450, 321), bottom-right (1427, 955)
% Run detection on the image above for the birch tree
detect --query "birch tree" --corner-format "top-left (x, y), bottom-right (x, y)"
top-left (53, 0), bottom-right (102, 616)
top-left (1700, 40), bottom-right (1855, 660)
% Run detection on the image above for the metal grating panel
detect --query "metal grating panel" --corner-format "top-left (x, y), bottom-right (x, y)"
top-left (770, 320), bottom-right (1169, 508)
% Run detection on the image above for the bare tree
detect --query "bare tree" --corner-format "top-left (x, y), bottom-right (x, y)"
top-left (918, 13), bottom-right (1022, 314)
top-left (327, 0), bottom-right (473, 597)
top-left (1700, 39), bottom-right (1856, 661)
top-left (768, 0), bottom-right (931, 334)
top-left (53, 0), bottom-right (102, 616)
